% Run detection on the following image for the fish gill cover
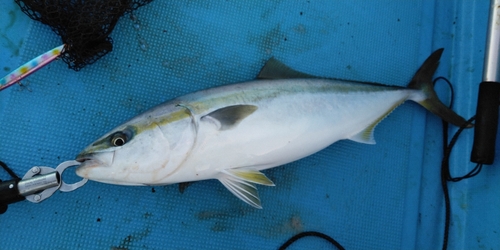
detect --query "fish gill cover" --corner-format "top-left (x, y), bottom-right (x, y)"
top-left (14, 0), bottom-right (154, 71)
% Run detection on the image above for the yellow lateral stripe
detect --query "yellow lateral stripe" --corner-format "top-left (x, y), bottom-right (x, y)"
top-left (134, 108), bottom-right (191, 133)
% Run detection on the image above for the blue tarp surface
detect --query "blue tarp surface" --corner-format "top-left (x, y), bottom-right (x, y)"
top-left (0, 1), bottom-right (498, 249)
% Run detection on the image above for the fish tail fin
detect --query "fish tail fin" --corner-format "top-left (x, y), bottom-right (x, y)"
top-left (408, 48), bottom-right (472, 128)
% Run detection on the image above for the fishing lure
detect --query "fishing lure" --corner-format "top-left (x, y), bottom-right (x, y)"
top-left (0, 44), bottom-right (65, 91)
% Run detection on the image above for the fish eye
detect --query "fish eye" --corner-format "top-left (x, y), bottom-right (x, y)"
top-left (110, 132), bottom-right (128, 147)
top-left (107, 127), bottom-right (135, 147)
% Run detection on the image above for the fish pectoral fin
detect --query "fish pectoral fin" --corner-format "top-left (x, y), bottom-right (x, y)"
top-left (201, 105), bottom-right (258, 130)
top-left (257, 57), bottom-right (316, 79)
top-left (218, 169), bottom-right (275, 209)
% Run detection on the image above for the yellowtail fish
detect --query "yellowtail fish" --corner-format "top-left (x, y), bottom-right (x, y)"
top-left (76, 49), bottom-right (469, 208)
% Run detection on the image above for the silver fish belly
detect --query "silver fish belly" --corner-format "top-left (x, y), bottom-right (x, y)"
top-left (174, 79), bottom-right (412, 177)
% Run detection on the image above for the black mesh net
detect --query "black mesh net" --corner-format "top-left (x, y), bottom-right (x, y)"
top-left (15, 0), bottom-right (153, 71)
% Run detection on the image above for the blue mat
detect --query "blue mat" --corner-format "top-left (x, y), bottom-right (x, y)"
top-left (0, 1), bottom-right (498, 249)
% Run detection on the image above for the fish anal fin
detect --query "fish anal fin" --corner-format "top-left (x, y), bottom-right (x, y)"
top-left (348, 100), bottom-right (405, 145)
top-left (349, 125), bottom-right (377, 144)
top-left (201, 105), bottom-right (257, 130)
top-left (258, 57), bottom-right (316, 79)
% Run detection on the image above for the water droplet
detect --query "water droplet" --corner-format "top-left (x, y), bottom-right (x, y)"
top-left (134, 23), bottom-right (140, 30)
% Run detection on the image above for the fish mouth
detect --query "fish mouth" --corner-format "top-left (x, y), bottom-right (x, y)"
top-left (75, 150), bottom-right (116, 178)
top-left (75, 152), bottom-right (95, 164)
top-left (76, 155), bottom-right (90, 163)
top-left (75, 153), bottom-right (102, 178)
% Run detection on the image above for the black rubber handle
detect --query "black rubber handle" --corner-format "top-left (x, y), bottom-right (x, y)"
top-left (471, 81), bottom-right (500, 164)
top-left (0, 179), bottom-right (25, 214)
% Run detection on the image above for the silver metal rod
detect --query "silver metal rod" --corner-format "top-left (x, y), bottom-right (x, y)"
top-left (483, 0), bottom-right (500, 82)
top-left (17, 172), bottom-right (60, 196)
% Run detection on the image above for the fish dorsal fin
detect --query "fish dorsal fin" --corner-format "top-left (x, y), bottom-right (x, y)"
top-left (348, 100), bottom-right (406, 144)
top-left (218, 168), bottom-right (275, 209)
top-left (258, 57), bottom-right (316, 79)
top-left (201, 105), bottom-right (257, 130)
